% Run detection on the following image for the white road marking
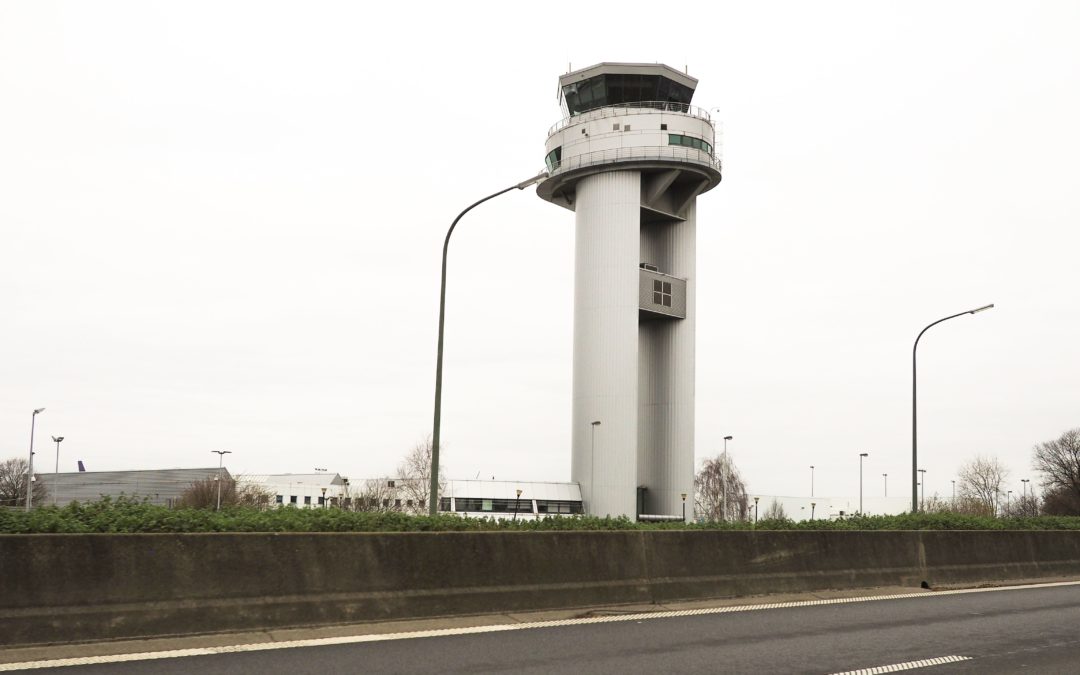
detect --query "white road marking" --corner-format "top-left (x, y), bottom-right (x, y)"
top-left (3, 579), bottom-right (1078, 671)
top-left (829, 654), bottom-right (972, 674)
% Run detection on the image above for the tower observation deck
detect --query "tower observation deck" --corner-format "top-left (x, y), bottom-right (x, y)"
top-left (537, 63), bottom-right (722, 520)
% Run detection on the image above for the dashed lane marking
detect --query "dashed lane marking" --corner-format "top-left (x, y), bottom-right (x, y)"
top-left (3, 579), bottom-right (1079, 671)
top-left (828, 654), bottom-right (972, 674)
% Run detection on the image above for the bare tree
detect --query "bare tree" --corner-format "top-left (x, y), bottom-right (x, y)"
top-left (1040, 486), bottom-right (1080, 516)
top-left (0, 458), bottom-right (48, 508)
top-left (694, 453), bottom-right (749, 522)
top-left (338, 477), bottom-right (392, 512)
top-left (1032, 428), bottom-right (1080, 515)
top-left (957, 456), bottom-right (1009, 515)
top-left (396, 437), bottom-right (446, 514)
top-left (179, 474), bottom-right (271, 509)
top-left (1002, 493), bottom-right (1040, 518)
top-left (762, 498), bottom-right (787, 520)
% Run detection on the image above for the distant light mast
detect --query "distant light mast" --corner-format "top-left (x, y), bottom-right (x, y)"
top-left (537, 63), bottom-right (722, 519)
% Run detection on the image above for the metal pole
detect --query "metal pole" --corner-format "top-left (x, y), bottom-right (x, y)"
top-left (429, 171), bottom-right (548, 516)
top-left (912, 304), bottom-right (993, 512)
top-left (52, 436), bottom-right (64, 507)
top-left (590, 420), bottom-right (601, 514)
top-left (27, 408), bottom-right (44, 511)
top-left (859, 453), bottom-right (867, 514)
top-left (681, 493), bottom-right (687, 522)
top-left (919, 469), bottom-right (926, 507)
top-left (883, 473), bottom-right (887, 498)
top-left (810, 465), bottom-right (814, 498)
top-left (212, 450), bottom-right (231, 511)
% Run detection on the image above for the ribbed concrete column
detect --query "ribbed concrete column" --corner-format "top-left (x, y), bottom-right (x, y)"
top-left (572, 170), bottom-right (641, 518)
top-left (637, 205), bottom-right (696, 518)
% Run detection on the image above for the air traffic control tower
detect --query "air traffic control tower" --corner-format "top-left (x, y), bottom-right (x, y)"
top-left (537, 63), bottom-right (722, 520)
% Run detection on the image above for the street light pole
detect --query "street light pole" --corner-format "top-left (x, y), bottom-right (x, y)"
top-left (810, 465), bottom-right (815, 498)
top-left (681, 493), bottom-right (687, 522)
top-left (51, 436), bottom-right (64, 507)
top-left (26, 408), bottom-right (44, 511)
top-left (883, 473), bottom-right (888, 498)
top-left (211, 450), bottom-right (231, 511)
top-left (951, 479), bottom-right (956, 503)
top-left (590, 420), bottom-right (601, 513)
top-left (859, 453), bottom-right (868, 514)
top-left (429, 171), bottom-right (549, 516)
top-left (722, 435), bottom-right (732, 520)
top-left (912, 304), bottom-right (994, 512)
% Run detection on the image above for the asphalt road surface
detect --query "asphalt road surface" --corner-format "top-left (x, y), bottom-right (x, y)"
top-left (6, 582), bottom-right (1080, 674)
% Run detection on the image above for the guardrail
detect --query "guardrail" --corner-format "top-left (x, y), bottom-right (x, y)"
top-left (548, 101), bottom-right (713, 137)
top-left (548, 145), bottom-right (721, 176)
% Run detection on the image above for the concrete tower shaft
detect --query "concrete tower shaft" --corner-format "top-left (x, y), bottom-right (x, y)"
top-left (538, 63), bottom-right (721, 520)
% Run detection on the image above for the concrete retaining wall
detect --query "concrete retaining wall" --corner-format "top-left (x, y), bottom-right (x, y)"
top-left (2, 530), bottom-right (1079, 647)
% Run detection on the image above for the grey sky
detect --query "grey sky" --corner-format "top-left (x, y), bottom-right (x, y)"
top-left (2, 1), bottom-right (1078, 501)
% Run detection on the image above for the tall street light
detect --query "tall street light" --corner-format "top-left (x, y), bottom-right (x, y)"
top-left (951, 479), bottom-right (956, 503)
top-left (859, 453), bottom-right (869, 514)
top-left (1021, 478), bottom-right (1029, 499)
top-left (212, 450), bottom-right (232, 511)
top-left (810, 465), bottom-right (815, 498)
top-left (429, 171), bottom-right (549, 515)
top-left (51, 436), bottom-right (64, 507)
top-left (723, 435), bottom-right (733, 520)
top-left (912, 304), bottom-right (994, 512)
top-left (883, 473), bottom-right (888, 498)
top-left (26, 408), bottom-right (45, 511)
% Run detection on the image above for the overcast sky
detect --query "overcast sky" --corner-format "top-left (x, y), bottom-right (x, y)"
top-left (2, 1), bottom-right (1078, 501)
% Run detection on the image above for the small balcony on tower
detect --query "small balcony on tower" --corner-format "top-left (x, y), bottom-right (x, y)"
top-left (639, 264), bottom-right (686, 320)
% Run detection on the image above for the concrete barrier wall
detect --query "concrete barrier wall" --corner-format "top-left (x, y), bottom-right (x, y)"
top-left (2, 530), bottom-right (1079, 647)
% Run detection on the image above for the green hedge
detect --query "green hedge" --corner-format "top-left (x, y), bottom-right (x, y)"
top-left (3, 498), bottom-right (1080, 533)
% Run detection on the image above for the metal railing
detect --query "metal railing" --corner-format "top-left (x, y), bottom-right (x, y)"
top-left (548, 101), bottom-right (713, 137)
top-left (547, 145), bottom-right (722, 176)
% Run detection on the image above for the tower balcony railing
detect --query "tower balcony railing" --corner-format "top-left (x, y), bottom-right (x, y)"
top-left (546, 145), bottom-right (721, 177)
top-left (548, 101), bottom-right (713, 137)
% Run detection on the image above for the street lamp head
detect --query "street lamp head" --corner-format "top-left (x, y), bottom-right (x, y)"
top-left (970, 304), bottom-right (994, 314)
top-left (52, 436), bottom-right (64, 443)
top-left (515, 171), bottom-right (549, 190)
top-left (860, 453), bottom-right (869, 457)
top-left (723, 435), bottom-right (733, 441)
top-left (33, 408), bottom-right (45, 415)
top-left (681, 493), bottom-right (687, 501)
top-left (591, 420), bottom-right (601, 426)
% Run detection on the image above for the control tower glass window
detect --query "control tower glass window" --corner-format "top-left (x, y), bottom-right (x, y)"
top-left (562, 74), bottom-right (694, 115)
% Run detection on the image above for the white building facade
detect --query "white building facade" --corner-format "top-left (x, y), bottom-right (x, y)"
top-left (538, 63), bottom-right (722, 519)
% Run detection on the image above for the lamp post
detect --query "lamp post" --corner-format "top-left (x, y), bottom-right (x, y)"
top-left (918, 469), bottom-right (926, 508)
top-left (859, 453), bottom-right (868, 514)
top-left (810, 502), bottom-right (816, 521)
top-left (753, 496), bottom-right (759, 525)
top-left (26, 408), bottom-right (45, 511)
top-left (211, 450), bottom-right (231, 511)
top-left (590, 420), bottom-right (601, 512)
top-left (810, 465), bottom-right (815, 498)
top-left (321, 487), bottom-right (328, 509)
top-left (912, 304), bottom-right (994, 512)
top-left (1006, 490), bottom-right (1012, 514)
top-left (681, 493), bottom-right (687, 523)
top-left (883, 473), bottom-right (888, 498)
top-left (1021, 478), bottom-right (1029, 499)
top-left (514, 488), bottom-right (523, 521)
top-left (951, 479), bottom-right (956, 503)
top-left (51, 436), bottom-right (64, 507)
top-left (429, 171), bottom-right (549, 515)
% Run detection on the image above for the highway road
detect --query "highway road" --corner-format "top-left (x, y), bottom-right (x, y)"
top-left (4, 581), bottom-right (1080, 674)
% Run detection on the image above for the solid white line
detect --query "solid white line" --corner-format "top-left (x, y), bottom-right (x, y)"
top-left (828, 654), bottom-right (972, 674)
top-left (2, 579), bottom-right (1078, 671)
